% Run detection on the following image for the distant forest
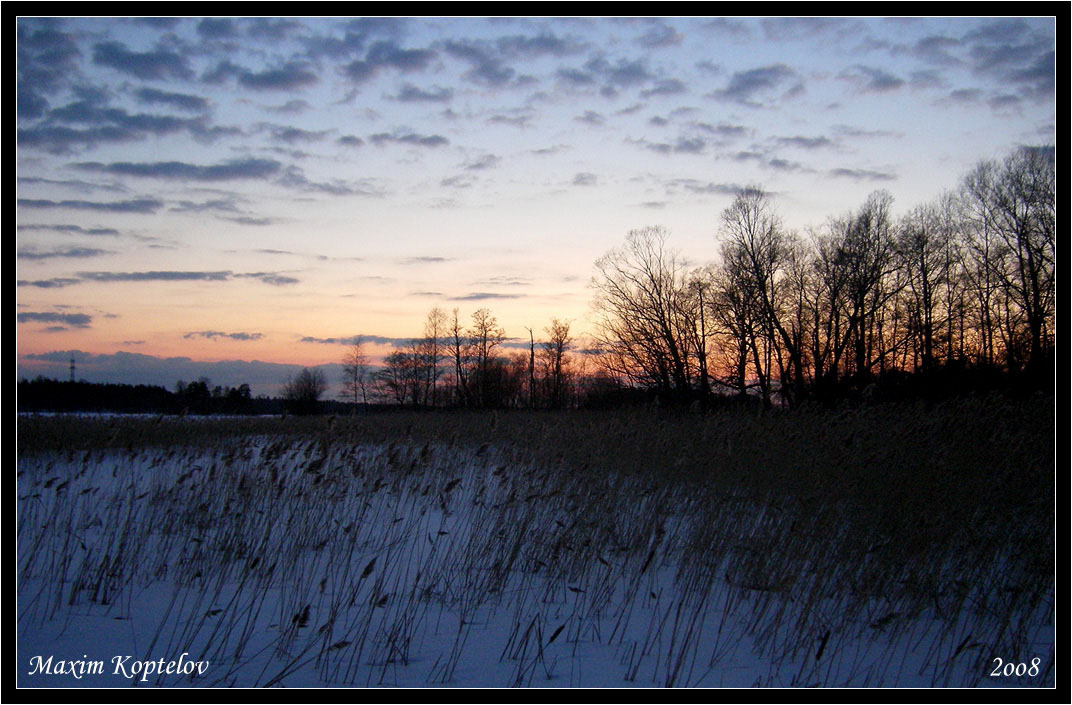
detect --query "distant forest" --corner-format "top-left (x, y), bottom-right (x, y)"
top-left (17, 378), bottom-right (269, 415)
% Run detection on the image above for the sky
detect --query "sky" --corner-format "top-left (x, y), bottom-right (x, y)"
top-left (16, 16), bottom-right (1056, 396)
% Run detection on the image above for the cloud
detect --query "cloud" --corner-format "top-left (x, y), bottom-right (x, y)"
top-left (337, 135), bottom-right (365, 147)
top-left (42, 269), bottom-right (300, 287)
top-left (79, 270), bottom-right (233, 282)
top-left (665, 179), bottom-right (742, 196)
top-left (184, 330), bottom-right (264, 341)
top-left (761, 17), bottom-right (852, 41)
top-left (236, 272), bottom-right (302, 286)
top-left (265, 125), bottom-right (330, 144)
top-left (640, 79), bottom-right (687, 98)
top-left (838, 65), bottom-right (906, 93)
top-left (495, 32), bottom-right (586, 58)
top-left (246, 18), bottom-right (305, 41)
top-left (17, 247), bottom-right (112, 260)
top-left (555, 67), bottom-right (597, 88)
top-left (487, 113), bottom-right (532, 128)
top-left (394, 83), bottom-right (454, 102)
top-left (18, 96), bottom-right (222, 153)
top-left (902, 35), bottom-right (962, 66)
top-left (17, 25), bottom-right (82, 116)
top-left (344, 41), bottom-right (437, 84)
top-left (442, 39), bottom-right (516, 87)
top-left (688, 122), bottom-right (749, 142)
top-left (701, 18), bottom-right (752, 38)
top-left (265, 99), bottom-right (311, 115)
top-left (133, 18), bottom-right (182, 30)
top-left (568, 55), bottom-right (658, 97)
top-left (72, 158), bottom-right (283, 181)
top-left (18, 122), bottom-right (183, 154)
top-left (92, 40), bottom-right (193, 80)
top-left (277, 166), bottom-right (381, 197)
top-left (462, 154), bottom-right (501, 171)
top-left (301, 334), bottom-right (411, 347)
top-left (766, 158), bottom-right (807, 173)
top-left (370, 131), bottom-right (449, 147)
top-left (573, 172), bottom-right (598, 186)
top-left (171, 198), bottom-right (242, 214)
top-left (448, 292), bottom-right (523, 301)
top-left (962, 19), bottom-right (1055, 99)
top-left (946, 88), bottom-right (983, 104)
top-left (17, 176), bottom-right (128, 193)
top-left (637, 137), bottom-right (708, 155)
top-left (828, 167), bottom-right (897, 182)
top-left (440, 174), bottom-right (475, 189)
top-left (776, 135), bottom-right (835, 150)
top-left (134, 87), bottom-right (210, 112)
top-left (17, 198), bottom-right (164, 213)
top-left (400, 256), bottom-right (452, 264)
top-left (18, 312), bottom-right (92, 327)
top-left (575, 110), bottom-right (606, 126)
top-left (831, 125), bottom-right (901, 139)
top-left (202, 59), bottom-right (244, 84)
top-left (710, 64), bottom-right (803, 105)
top-left (17, 224), bottom-right (121, 236)
top-left (196, 18), bottom-right (239, 40)
top-left (636, 23), bottom-right (683, 48)
top-left (17, 278), bottom-right (83, 289)
top-left (239, 62), bottom-right (319, 90)
top-left (222, 216), bottom-right (280, 227)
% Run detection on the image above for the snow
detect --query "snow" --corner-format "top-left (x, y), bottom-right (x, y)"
top-left (16, 438), bottom-right (1054, 688)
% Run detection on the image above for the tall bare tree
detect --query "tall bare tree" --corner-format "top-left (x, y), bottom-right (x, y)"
top-left (541, 318), bottom-right (572, 409)
top-left (469, 307), bottom-right (505, 408)
top-left (718, 187), bottom-right (807, 406)
top-left (341, 336), bottom-right (371, 406)
top-left (961, 146), bottom-right (1055, 374)
top-left (591, 226), bottom-right (696, 403)
top-left (447, 308), bottom-right (471, 406)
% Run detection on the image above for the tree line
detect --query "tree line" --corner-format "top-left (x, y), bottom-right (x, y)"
top-left (323, 144), bottom-right (1053, 412)
top-left (17, 377), bottom-right (266, 415)
top-left (592, 145), bottom-right (1054, 407)
top-left (332, 308), bottom-right (599, 411)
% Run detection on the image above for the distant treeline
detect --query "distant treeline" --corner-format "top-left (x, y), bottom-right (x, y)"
top-left (17, 377), bottom-right (266, 415)
top-left (15, 376), bottom-right (430, 416)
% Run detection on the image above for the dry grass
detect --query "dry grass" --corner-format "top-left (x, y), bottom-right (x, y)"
top-left (16, 395), bottom-right (1054, 686)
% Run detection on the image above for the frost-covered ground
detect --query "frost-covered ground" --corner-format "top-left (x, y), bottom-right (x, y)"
top-left (17, 435), bottom-right (1054, 688)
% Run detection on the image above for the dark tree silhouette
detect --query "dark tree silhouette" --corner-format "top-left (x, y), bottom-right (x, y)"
top-left (283, 367), bottom-right (328, 415)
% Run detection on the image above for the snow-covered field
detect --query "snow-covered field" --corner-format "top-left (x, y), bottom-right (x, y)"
top-left (17, 433), bottom-right (1054, 688)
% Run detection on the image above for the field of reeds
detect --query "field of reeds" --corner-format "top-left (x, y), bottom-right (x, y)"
top-left (16, 395), bottom-right (1055, 687)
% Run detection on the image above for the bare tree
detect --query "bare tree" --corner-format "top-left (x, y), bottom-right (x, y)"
top-left (710, 254), bottom-right (762, 398)
top-left (375, 351), bottom-right (412, 406)
top-left (591, 226), bottom-right (697, 403)
top-left (718, 187), bottom-right (807, 406)
top-left (447, 308), bottom-right (471, 406)
top-left (961, 146), bottom-right (1055, 374)
top-left (341, 337), bottom-right (371, 406)
top-left (688, 270), bottom-right (714, 407)
top-left (469, 308), bottom-right (505, 408)
top-left (897, 203), bottom-right (952, 370)
top-left (418, 307), bottom-right (446, 406)
top-left (541, 318), bottom-right (572, 408)
top-left (283, 367), bottom-right (327, 415)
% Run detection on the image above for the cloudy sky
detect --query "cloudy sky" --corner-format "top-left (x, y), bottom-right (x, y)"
top-left (16, 16), bottom-right (1055, 395)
